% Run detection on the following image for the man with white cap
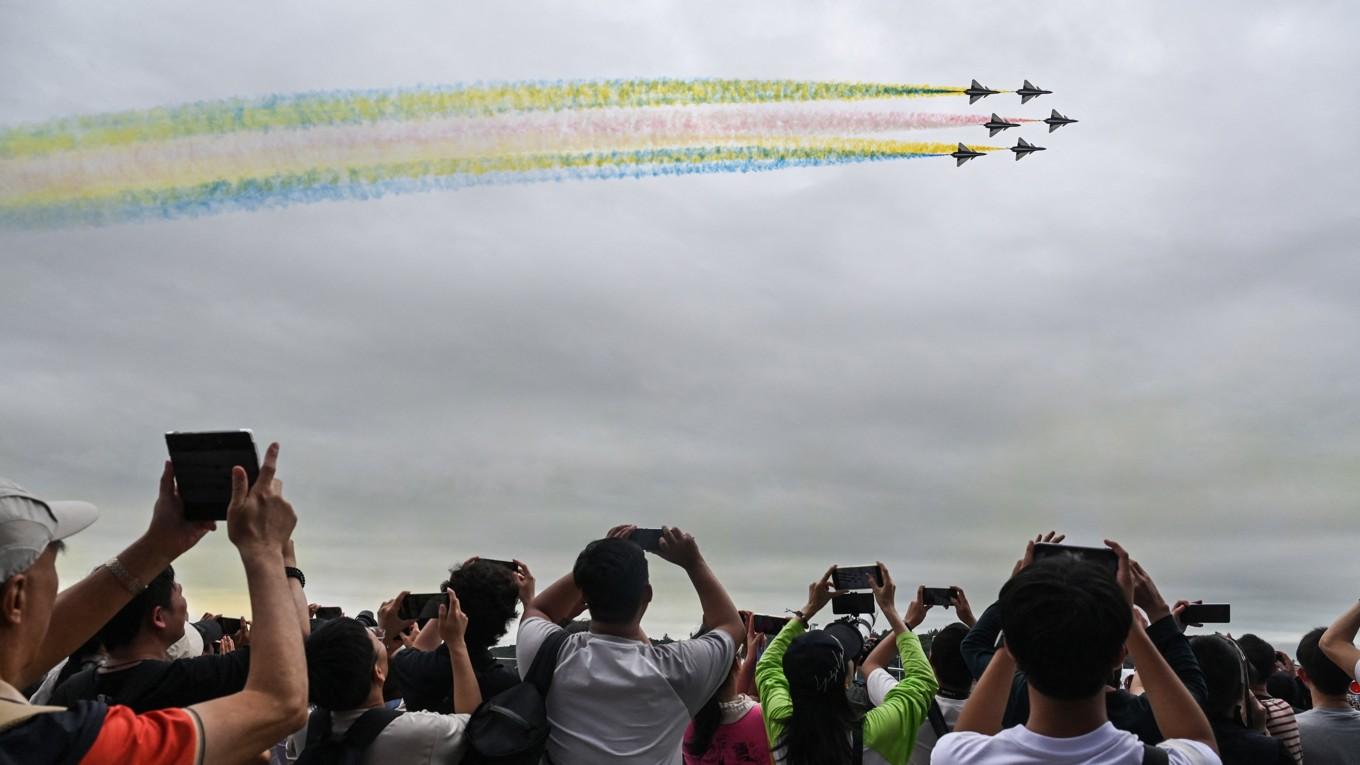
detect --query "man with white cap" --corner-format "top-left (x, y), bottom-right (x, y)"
top-left (0, 442), bottom-right (308, 764)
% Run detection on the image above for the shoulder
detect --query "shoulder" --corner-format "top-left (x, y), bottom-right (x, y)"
top-left (662, 629), bottom-right (734, 658)
top-left (0, 700), bottom-right (108, 762)
top-left (391, 710), bottom-right (470, 736)
top-left (84, 705), bottom-right (204, 765)
top-left (865, 668), bottom-right (896, 707)
top-left (1158, 738), bottom-right (1223, 765)
top-left (931, 730), bottom-right (999, 763)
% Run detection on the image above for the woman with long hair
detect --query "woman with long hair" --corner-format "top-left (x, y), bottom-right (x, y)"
top-left (682, 620), bottom-right (771, 764)
top-left (755, 562), bottom-right (938, 765)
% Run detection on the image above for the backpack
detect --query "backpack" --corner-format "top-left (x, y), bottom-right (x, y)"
top-left (462, 629), bottom-right (570, 765)
top-left (295, 707), bottom-right (403, 765)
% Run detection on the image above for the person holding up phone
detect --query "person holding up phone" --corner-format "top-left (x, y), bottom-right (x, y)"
top-left (0, 441), bottom-right (310, 765)
top-left (756, 562), bottom-right (939, 765)
top-left (957, 532), bottom-right (1210, 745)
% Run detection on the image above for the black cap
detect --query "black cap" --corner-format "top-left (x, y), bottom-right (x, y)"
top-left (192, 618), bottom-right (224, 644)
top-left (355, 610), bottom-right (378, 629)
top-left (783, 630), bottom-right (847, 692)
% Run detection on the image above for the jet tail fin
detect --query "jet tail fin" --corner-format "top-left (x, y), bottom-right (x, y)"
top-left (1051, 109), bottom-right (1061, 118)
top-left (971, 79), bottom-right (983, 89)
top-left (1023, 80), bottom-right (1035, 90)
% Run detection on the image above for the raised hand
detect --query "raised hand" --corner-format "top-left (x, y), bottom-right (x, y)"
top-left (951, 585), bottom-right (977, 627)
top-left (437, 589), bottom-right (469, 646)
top-left (905, 585), bottom-right (930, 630)
top-left (655, 526), bottom-right (703, 571)
top-left (800, 566), bottom-right (842, 620)
top-left (1130, 560), bottom-right (1171, 622)
top-left (146, 460), bottom-right (217, 558)
top-left (226, 443), bottom-right (294, 558)
top-left (378, 591), bottom-right (415, 642)
top-left (1173, 599), bottom-right (1204, 630)
top-left (1103, 539), bottom-right (1135, 608)
top-left (1013, 530), bottom-right (1066, 576)
top-left (513, 559), bottom-right (535, 608)
top-left (869, 561), bottom-right (898, 614)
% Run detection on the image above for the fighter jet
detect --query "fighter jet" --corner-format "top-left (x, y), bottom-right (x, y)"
top-left (964, 79), bottom-right (999, 104)
top-left (951, 142), bottom-right (985, 167)
top-left (1016, 80), bottom-right (1052, 104)
top-left (982, 113), bottom-right (1021, 137)
top-left (1010, 137), bottom-right (1046, 161)
top-left (1043, 109), bottom-right (1078, 133)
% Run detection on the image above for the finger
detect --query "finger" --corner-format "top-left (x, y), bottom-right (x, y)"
top-left (160, 460), bottom-right (176, 497)
top-left (513, 559), bottom-right (530, 576)
top-left (819, 566), bottom-right (836, 586)
top-left (1053, 534), bottom-right (1066, 543)
top-left (271, 479), bottom-right (282, 495)
top-left (255, 442), bottom-right (280, 491)
top-left (229, 466), bottom-right (249, 510)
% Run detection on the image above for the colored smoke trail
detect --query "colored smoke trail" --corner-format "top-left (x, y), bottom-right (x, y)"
top-left (0, 79), bottom-right (969, 158)
top-left (0, 140), bottom-right (1004, 227)
top-left (3, 108), bottom-right (1030, 201)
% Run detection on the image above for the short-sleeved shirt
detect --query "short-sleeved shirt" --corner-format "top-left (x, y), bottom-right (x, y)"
top-left (50, 649), bottom-right (251, 713)
top-left (516, 616), bottom-right (735, 765)
top-left (0, 681), bottom-right (202, 765)
top-left (1294, 707), bottom-right (1360, 765)
top-left (1255, 694), bottom-right (1301, 764)
top-left (931, 722), bottom-right (1220, 765)
top-left (864, 670), bottom-right (966, 765)
top-left (284, 706), bottom-right (469, 765)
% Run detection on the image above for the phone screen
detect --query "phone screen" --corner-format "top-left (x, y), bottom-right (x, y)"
top-left (751, 614), bottom-right (790, 635)
top-left (1179, 604), bottom-right (1231, 624)
top-left (628, 528), bottom-right (664, 552)
top-left (398, 593), bottom-right (443, 621)
top-left (479, 558), bottom-right (519, 573)
top-left (922, 587), bottom-right (955, 607)
top-left (215, 616), bottom-right (242, 635)
top-left (1030, 544), bottom-right (1118, 576)
top-left (313, 606), bottom-right (343, 621)
top-left (165, 431), bottom-right (259, 521)
top-left (832, 565), bottom-right (882, 590)
top-left (832, 592), bottom-right (875, 615)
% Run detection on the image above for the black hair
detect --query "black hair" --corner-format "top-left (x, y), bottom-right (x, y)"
top-left (1297, 627), bottom-right (1352, 696)
top-left (306, 617), bottom-right (378, 710)
top-left (771, 680), bottom-right (859, 765)
top-left (442, 560), bottom-right (520, 653)
top-left (1190, 635), bottom-right (1246, 720)
top-left (1235, 634), bottom-right (1276, 686)
top-left (998, 559), bottom-right (1131, 700)
top-left (1265, 670), bottom-right (1305, 710)
top-left (98, 566), bottom-right (175, 651)
top-left (572, 538), bottom-right (648, 624)
top-left (929, 623), bottom-right (973, 693)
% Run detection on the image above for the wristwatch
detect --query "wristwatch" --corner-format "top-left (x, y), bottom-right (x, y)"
top-left (285, 567), bottom-right (306, 588)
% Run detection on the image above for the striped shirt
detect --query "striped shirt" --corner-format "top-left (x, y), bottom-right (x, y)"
top-left (1256, 694), bottom-right (1302, 765)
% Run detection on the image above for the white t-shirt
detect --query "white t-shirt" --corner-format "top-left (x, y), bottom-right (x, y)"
top-left (516, 617), bottom-right (735, 765)
top-left (931, 722), bottom-right (1220, 765)
top-left (284, 706), bottom-right (469, 765)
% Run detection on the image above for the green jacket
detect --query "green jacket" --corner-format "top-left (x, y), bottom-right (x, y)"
top-left (755, 618), bottom-right (938, 765)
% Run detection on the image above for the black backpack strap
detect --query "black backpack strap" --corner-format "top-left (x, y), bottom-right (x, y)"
top-left (525, 629), bottom-right (570, 696)
top-left (1142, 744), bottom-right (1170, 765)
top-left (927, 698), bottom-right (949, 738)
top-left (852, 719), bottom-right (864, 765)
top-left (340, 707), bottom-right (403, 751)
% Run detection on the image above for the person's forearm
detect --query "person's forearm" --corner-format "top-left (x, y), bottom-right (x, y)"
top-left (954, 645), bottom-right (1015, 735)
top-left (687, 558), bottom-right (742, 642)
top-left (448, 642), bottom-right (482, 714)
top-left (959, 603), bottom-right (1002, 681)
top-left (527, 571), bottom-right (587, 623)
top-left (413, 619), bottom-right (443, 651)
top-left (737, 645), bottom-right (758, 698)
top-left (1127, 619), bottom-right (1217, 751)
top-left (862, 628), bottom-right (900, 677)
top-left (882, 606), bottom-right (908, 636)
top-left (238, 550), bottom-right (307, 707)
top-left (1148, 615), bottom-right (1208, 704)
top-left (283, 545), bottom-right (310, 638)
top-left (27, 533), bottom-right (177, 686)
top-left (1320, 600), bottom-right (1360, 673)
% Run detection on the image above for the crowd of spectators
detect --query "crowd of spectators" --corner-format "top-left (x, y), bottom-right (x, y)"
top-left (2, 443), bottom-right (1358, 764)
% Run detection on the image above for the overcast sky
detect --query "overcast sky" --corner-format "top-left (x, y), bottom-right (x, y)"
top-left (3, 1), bottom-right (1358, 650)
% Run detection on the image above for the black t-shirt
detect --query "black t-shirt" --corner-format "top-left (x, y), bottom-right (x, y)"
top-left (49, 648), bottom-right (251, 713)
top-left (1211, 720), bottom-right (1293, 765)
top-left (388, 644), bottom-right (519, 713)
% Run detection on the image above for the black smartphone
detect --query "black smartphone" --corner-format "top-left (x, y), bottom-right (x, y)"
top-left (922, 587), bottom-right (955, 607)
top-left (832, 564), bottom-right (883, 591)
top-left (215, 616), bottom-right (242, 635)
top-left (1031, 543), bottom-right (1118, 576)
top-left (479, 558), bottom-right (519, 573)
top-left (1179, 604), bottom-right (1231, 624)
top-left (398, 593), bottom-right (443, 621)
top-left (832, 591), bottom-right (876, 615)
top-left (165, 430), bottom-right (259, 521)
top-left (313, 606), bottom-right (343, 621)
top-left (750, 614), bottom-right (790, 635)
top-left (628, 528), bottom-right (664, 553)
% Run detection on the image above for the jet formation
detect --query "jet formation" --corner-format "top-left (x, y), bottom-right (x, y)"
top-left (952, 79), bottom-right (1077, 167)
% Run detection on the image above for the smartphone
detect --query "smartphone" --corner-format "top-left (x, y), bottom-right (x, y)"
top-left (165, 431), bottom-right (259, 521)
top-left (922, 587), bottom-right (955, 607)
top-left (1179, 604), bottom-right (1231, 624)
top-left (750, 614), bottom-right (790, 635)
top-left (628, 528), bottom-right (664, 553)
top-left (398, 593), bottom-right (443, 621)
top-left (832, 565), bottom-right (883, 591)
top-left (215, 616), bottom-right (242, 635)
top-left (313, 606), bottom-right (343, 621)
top-left (1030, 543), bottom-right (1118, 576)
top-left (479, 558), bottom-right (519, 573)
top-left (832, 591), bottom-right (875, 615)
